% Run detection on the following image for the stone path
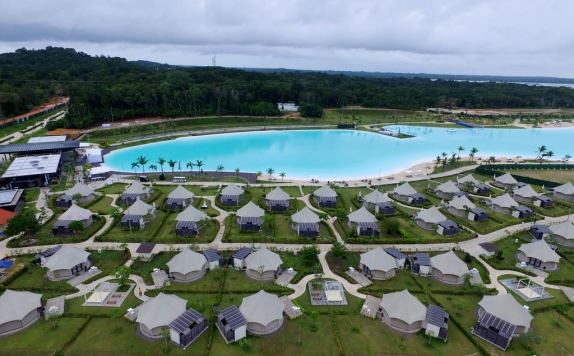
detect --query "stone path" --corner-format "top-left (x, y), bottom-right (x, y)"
top-left (68, 269), bottom-right (102, 286)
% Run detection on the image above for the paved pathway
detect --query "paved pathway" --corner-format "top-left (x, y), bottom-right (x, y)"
top-left (35, 188), bottom-right (53, 223)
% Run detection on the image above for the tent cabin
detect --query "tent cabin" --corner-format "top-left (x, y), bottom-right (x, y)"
top-left (203, 249), bottom-right (224, 270)
top-left (265, 187), bottom-right (290, 211)
top-left (477, 294), bottom-right (533, 335)
top-left (136, 293), bottom-right (187, 338)
top-left (166, 248), bottom-right (209, 282)
top-left (512, 184), bottom-right (539, 204)
top-left (374, 201), bottom-right (395, 215)
top-left (291, 207), bottom-right (320, 237)
top-left (43, 245), bottom-right (91, 280)
top-left (166, 185), bottom-right (195, 210)
top-left (457, 173), bottom-right (480, 190)
top-left (120, 181), bottom-right (150, 205)
top-left (52, 204), bottom-right (94, 236)
top-left (552, 182), bottom-right (574, 202)
top-left (411, 253), bottom-right (432, 276)
top-left (63, 183), bottom-right (96, 205)
top-left (511, 205), bottom-right (533, 219)
top-left (378, 290), bottom-right (427, 333)
top-left (35, 245), bottom-right (62, 266)
top-left (435, 180), bottom-right (461, 199)
top-left (430, 251), bottom-right (469, 285)
top-left (174, 205), bottom-right (208, 236)
top-left (426, 304), bottom-right (449, 341)
top-left (533, 195), bottom-right (554, 208)
top-left (313, 185), bottom-right (338, 208)
top-left (492, 173), bottom-right (518, 190)
top-left (550, 221), bottom-right (574, 247)
top-left (436, 220), bottom-right (460, 236)
top-left (529, 224), bottom-right (553, 240)
top-left (415, 207), bottom-right (447, 230)
top-left (0, 290), bottom-right (43, 335)
top-left (239, 291), bottom-right (285, 335)
top-left (408, 193), bottom-right (427, 205)
top-left (121, 198), bottom-right (155, 229)
top-left (219, 183), bottom-right (245, 206)
top-left (384, 247), bottom-right (408, 269)
top-left (362, 190), bottom-right (394, 214)
top-left (472, 312), bottom-right (516, 350)
top-left (517, 240), bottom-right (560, 270)
top-left (448, 195), bottom-right (475, 217)
top-left (468, 207), bottom-right (489, 222)
top-left (347, 207), bottom-right (380, 236)
top-left (54, 194), bottom-right (73, 208)
top-left (231, 247), bottom-right (252, 269)
top-left (0, 208), bottom-right (16, 230)
top-left (489, 193), bottom-right (519, 215)
top-left (244, 247), bottom-right (283, 281)
top-left (217, 305), bottom-right (247, 343)
top-left (392, 182), bottom-right (417, 202)
top-left (236, 202), bottom-right (265, 231)
top-left (453, 191), bottom-right (471, 199)
top-left (169, 308), bottom-right (208, 349)
top-left (358, 247), bottom-right (397, 280)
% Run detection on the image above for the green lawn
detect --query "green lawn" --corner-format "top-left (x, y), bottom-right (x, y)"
top-left (221, 268), bottom-right (292, 294)
top-left (88, 249), bottom-right (127, 276)
top-left (97, 210), bottom-right (169, 243)
top-left (482, 233), bottom-right (534, 271)
top-left (192, 196), bottom-right (220, 217)
top-left (500, 169), bottom-right (574, 184)
top-left (131, 251), bottom-right (178, 285)
top-left (5, 261), bottom-right (78, 295)
top-left (154, 213), bottom-right (218, 244)
top-left (84, 196), bottom-right (114, 214)
top-left (95, 182), bottom-right (127, 194)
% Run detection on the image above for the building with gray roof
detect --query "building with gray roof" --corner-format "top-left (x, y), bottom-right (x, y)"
top-left (217, 305), bottom-right (247, 343)
top-left (265, 187), bottom-right (291, 211)
top-left (359, 248), bottom-right (397, 280)
top-left (416, 207), bottom-right (447, 230)
top-left (120, 181), bottom-right (151, 205)
top-left (552, 182), bottom-right (574, 202)
top-left (169, 308), bottom-right (208, 349)
top-left (430, 251), bottom-right (469, 285)
top-left (448, 195), bottom-right (476, 217)
top-left (435, 180), bottom-right (461, 199)
top-left (239, 291), bottom-right (285, 335)
top-left (236, 202), bottom-right (265, 231)
top-left (517, 240), bottom-right (560, 271)
top-left (52, 204), bottom-right (94, 236)
top-left (244, 247), bottom-right (283, 281)
top-left (174, 205), bottom-right (208, 236)
top-left (43, 245), bottom-right (91, 280)
top-left (378, 290), bottom-right (427, 333)
top-left (166, 248), bottom-right (209, 282)
top-left (347, 207), bottom-right (380, 236)
top-left (550, 220), bottom-right (574, 247)
top-left (512, 184), bottom-right (539, 204)
top-left (291, 207), bottom-right (320, 237)
top-left (493, 173), bottom-right (518, 190)
top-left (166, 185), bottom-right (195, 210)
top-left (477, 294), bottom-right (533, 335)
top-left (220, 183), bottom-right (245, 206)
top-left (136, 293), bottom-right (187, 338)
top-left (0, 290), bottom-right (43, 335)
top-left (313, 185), bottom-right (338, 208)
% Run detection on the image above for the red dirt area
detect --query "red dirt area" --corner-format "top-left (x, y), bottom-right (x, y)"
top-left (2, 97), bottom-right (69, 124)
top-left (46, 128), bottom-right (82, 139)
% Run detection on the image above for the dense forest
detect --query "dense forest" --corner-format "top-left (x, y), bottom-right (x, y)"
top-left (1, 47), bottom-right (574, 129)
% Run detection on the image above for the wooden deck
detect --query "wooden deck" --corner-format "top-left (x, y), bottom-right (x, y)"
top-left (280, 296), bottom-right (303, 319)
top-left (345, 270), bottom-right (372, 287)
top-left (360, 296), bottom-right (381, 319)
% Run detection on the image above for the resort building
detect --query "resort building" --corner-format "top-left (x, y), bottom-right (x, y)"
top-left (476, 294), bottom-right (533, 335)
top-left (447, 195), bottom-right (475, 217)
top-left (166, 248), bottom-right (209, 282)
top-left (169, 308), bottom-right (208, 349)
top-left (384, 247), bottom-right (408, 269)
top-left (121, 198), bottom-right (155, 229)
top-left (552, 182), bottom-right (574, 202)
top-left (203, 249), bottom-right (224, 270)
top-left (0, 290), bottom-right (43, 336)
top-left (216, 305), bottom-right (247, 343)
top-left (136, 293), bottom-right (187, 338)
top-left (220, 183), bottom-right (245, 206)
top-left (230, 247), bottom-right (252, 269)
top-left (457, 173), bottom-right (480, 189)
top-left (489, 193), bottom-right (519, 215)
top-left (529, 224), bottom-right (553, 240)
top-left (411, 253), bottom-right (432, 276)
top-left (55, 183), bottom-right (96, 208)
top-left (435, 180), bottom-right (461, 199)
top-left (166, 185), bottom-right (195, 210)
top-left (265, 187), bottom-right (290, 211)
top-left (174, 205), bottom-right (208, 236)
top-left (52, 204), bottom-right (94, 236)
top-left (392, 182), bottom-right (426, 205)
top-left (378, 290), bottom-right (427, 333)
top-left (244, 247), bottom-right (283, 281)
top-left (358, 247), bottom-right (397, 280)
top-left (347, 207), bottom-right (380, 236)
top-left (361, 190), bottom-right (394, 215)
top-left (512, 184), bottom-right (539, 204)
top-left (533, 195), bottom-right (554, 208)
top-left (430, 251), bottom-right (470, 285)
top-left (236, 201), bottom-right (265, 231)
top-left (416, 207), bottom-right (447, 230)
top-left (291, 207), bottom-right (320, 237)
top-left (425, 304), bottom-right (450, 341)
top-left (239, 291), bottom-right (286, 335)
top-left (120, 181), bottom-right (150, 205)
top-left (43, 245), bottom-right (91, 280)
top-left (549, 221), bottom-right (574, 247)
top-left (492, 173), bottom-right (518, 190)
top-left (313, 185), bottom-right (338, 208)
top-left (468, 207), bottom-right (489, 222)
top-left (512, 206), bottom-right (534, 219)
top-left (517, 240), bottom-right (560, 270)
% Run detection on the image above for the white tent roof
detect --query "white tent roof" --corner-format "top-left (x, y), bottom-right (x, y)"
top-left (513, 184), bottom-right (539, 199)
top-left (291, 207), bottom-right (320, 224)
top-left (245, 247), bottom-right (283, 272)
top-left (393, 182), bottom-right (417, 196)
top-left (221, 183), bottom-right (244, 196)
top-left (495, 173), bottom-right (518, 185)
top-left (88, 165), bottom-right (112, 175)
top-left (379, 290), bottom-right (427, 325)
top-left (175, 205), bottom-right (207, 222)
top-left (360, 248), bottom-right (397, 273)
top-left (125, 181), bottom-right (149, 195)
top-left (363, 190), bottom-right (391, 204)
top-left (314, 185), bottom-right (337, 198)
top-left (554, 182), bottom-right (574, 195)
top-left (65, 183), bottom-right (95, 197)
top-left (236, 201), bottom-right (265, 218)
top-left (136, 293), bottom-right (187, 330)
top-left (0, 290), bottom-right (42, 325)
top-left (437, 180), bottom-right (460, 194)
top-left (239, 290), bottom-right (285, 326)
top-left (166, 248), bottom-right (208, 275)
top-left (348, 206), bottom-right (377, 223)
top-left (124, 197), bottom-right (154, 216)
top-left (416, 207), bottom-right (447, 224)
top-left (430, 251), bottom-right (470, 277)
top-left (43, 245), bottom-right (90, 272)
top-left (167, 185), bottom-right (195, 199)
top-left (550, 221), bottom-right (574, 240)
top-left (448, 195), bottom-right (476, 210)
top-left (58, 204), bottom-right (93, 221)
top-left (518, 240), bottom-right (560, 263)
top-left (478, 294), bottom-right (534, 328)
top-left (457, 174), bottom-right (480, 185)
top-left (491, 193), bottom-right (519, 209)
top-left (266, 187), bottom-right (290, 201)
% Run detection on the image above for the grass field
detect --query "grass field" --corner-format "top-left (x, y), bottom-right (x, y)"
top-left (500, 169), bottom-right (574, 184)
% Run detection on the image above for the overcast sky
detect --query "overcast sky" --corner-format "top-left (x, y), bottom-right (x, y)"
top-left (0, 0), bottom-right (572, 77)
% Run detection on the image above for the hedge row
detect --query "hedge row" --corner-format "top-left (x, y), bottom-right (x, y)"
top-left (331, 313), bottom-right (345, 356)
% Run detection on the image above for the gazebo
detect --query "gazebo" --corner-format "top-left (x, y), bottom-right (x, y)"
top-left (448, 195), bottom-right (476, 217)
top-left (244, 247), bottom-right (283, 281)
top-left (174, 205), bottom-right (208, 236)
top-left (493, 173), bottom-right (518, 190)
top-left (378, 290), bottom-right (427, 333)
top-left (166, 248), bottom-right (209, 282)
top-left (358, 248), bottom-right (397, 280)
top-left (136, 293), bottom-right (187, 338)
top-left (120, 181), bottom-right (150, 205)
top-left (220, 183), bottom-right (245, 206)
top-left (477, 294), bottom-right (533, 335)
top-left (512, 184), bottom-right (539, 204)
top-left (0, 290), bottom-right (43, 335)
top-left (236, 202), bottom-right (265, 231)
top-left (239, 291), bottom-right (285, 335)
top-left (43, 245), bottom-right (91, 280)
top-left (166, 185), bottom-right (195, 210)
top-left (52, 204), bottom-right (94, 236)
top-left (291, 207), bottom-right (320, 237)
top-left (550, 220), bottom-right (574, 247)
top-left (435, 180), bottom-right (461, 199)
top-left (430, 251), bottom-right (469, 285)
top-left (552, 181), bottom-right (574, 202)
top-left (313, 185), bottom-right (338, 208)
top-left (517, 240), bottom-right (560, 270)
top-left (265, 187), bottom-right (290, 211)
top-left (347, 207), bottom-right (380, 236)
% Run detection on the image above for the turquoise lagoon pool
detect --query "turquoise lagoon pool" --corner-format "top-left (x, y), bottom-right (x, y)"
top-left (103, 126), bottom-right (573, 180)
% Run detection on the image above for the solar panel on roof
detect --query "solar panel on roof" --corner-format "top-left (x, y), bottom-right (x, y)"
top-left (426, 304), bottom-right (449, 328)
top-left (384, 247), bottom-right (407, 260)
top-left (412, 253), bottom-right (431, 266)
top-left (53, 220), bottom-right (73, 228)
top-left (218, 305), bottom-right (247, 330)
top-left (203, 249), bottom-right (222, 262)
top-left (169, 308), bottom-right (206, 333)
top-left (39, 245), bottom-right (62, 258)
top-left (319, 196), bottom-right (336, 202)
top-left (0, 141), bottom-right (79, 154)
top-left (268, 199), bottom-right (288, 206)
top-left (167, 198), bottom-right (186, 204)
top-left (298, 222), bottom-right (319, 231)
top-left (232, 247), bottom-right (252, 259)
top-left (239, 216), bottom-right (261, 224)
top-left (175, 220), bottom-right (197, 229)
top-left (121, 214), bottom-right (144, 222)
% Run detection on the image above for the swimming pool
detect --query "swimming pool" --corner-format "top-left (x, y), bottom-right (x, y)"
top-left (103, 126), bottom-right (573, 180)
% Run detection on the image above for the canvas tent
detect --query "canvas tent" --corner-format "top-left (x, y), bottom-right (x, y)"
top-left (392, 182), bottom-right (417, 201)
top-left (493, 173), bottom-right (518, 189)
top-left (430, 251), bottom-right (470, 285)
top-left (52, 204), bottom-right (94, 236)
top-left (553, 182), bottom-right (574, 202)
top-left (43, 245), bottom-right (90, 280)
top-left (347, 207), bottom-right (380, 236)
top-left (291, 207), bottom-right (320, 237)
top-left (0, 290), bottom-right (43, 335)
top-left (435, 180), bottom-right (461, 199)
top-left (517, 240), bottom-right (560, 270)
top-left (174, 205), bottom-right (208, 236)
top-left (167, 185), bottom-right (195, 210)
top-left (244, 247), bottom-right (283, 281)
top-left (416, 207), bottom-right (447, 230)
top-left (236, 202), bottom-right (265, 231)
top-left (477, 294), bottom-right (533, 335)
top-left (512, 184), bottom-right (539, 203)
top-left (57, 183), bottom-right (96, 207)
top-left (359, 247), bottom-right (397, 280)
top-left (265, 187), bottom-right (290, 211)
top-left (550, 221), bottom-right (574, 246)
top-left (239, 291), bottom-right (285, 335)
top-left (166, 248), bottom-right (209, 282)
top-left (489, 193), bottom-right (519, 214)
top-left (120, 181), bottom-right (150, 204)
top-left (378, 290), bottom-right (427, 333)
top-left (136, 293), bottom-right (187, 338)
top-left (313, 185), bottom-right (338, 207)
top-left (220, 183), bottom-right (244, 206)
top-left (448, 195), bottom-right (476, 217)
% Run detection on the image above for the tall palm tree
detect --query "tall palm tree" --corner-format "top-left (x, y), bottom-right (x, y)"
top-left (186, 161), bottom-right (194, 175)
top-left (435, 156), bottom-right (441, 168)
top-left (469, 147), bottom-right (479, 161)
top-left (216, 165), bottom-right (224, 172)
top-left (449, 153), bottom-right (457, 167)
top-left (235, 167), bottom-right (240, 180)
top-left (458, 146), bottom-right (465, 159)
top-left (137, 155), bottom-right (149, 173)
top-left (256, 171), bottom-right (263, 182)
top-left (562, 154), bottom-right (572, 163)
top-left (441, 158), bottom-right (447, 171)
top-left (157, 158), bottom-right (166, 173)
top-left (280, 172), bottom-right (286, 182)
top-left (149, 164), bottom-right (158, 175)
top-left (536, 145), bottom-right (547, 159)
top-left (545, 150), bottom-right (554, 161)
top-left (267, 167), bottom-right (274, 180)
top-left (131, 162), bottom-right (139, 173)
top-left (167, 159), bottom-right (177, 173)
top-left (441, 152), bottom-right (448, 159)
top-left (196, 160), bottom-right (204, 176)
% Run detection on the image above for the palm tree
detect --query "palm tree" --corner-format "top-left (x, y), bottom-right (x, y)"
top-left (267, 167), bottom-right (274, 180)
top-left (536, 145), bottom-right (547, 159)
top-left (435, 156), bottom-right (441, 168)
top-left (235, 167), bottom-right (240, 180)
top-left (148, 164), bottom-right (158, 177)
top-left (562, 154), bottom-right (571, 163)
top-left (157, 158), bottom-right (166, 173)
top-left (280, 172), bottom-right (286, 182)
top-left (131, 162), bottom-right (139, 173)
top-left (216, 165), bottom-right (224, 172)
top-left (256, 171), bottom-right (263, 182)
top-left (489, 156), bottom-right (496, 163)
top-left (469, 147), bottom-right (479, 161)
top-left (545, 150), bottom-right (554, 161)
top-left (186, 161), bottom-right (194, 175)
top-left (136, 155), bottom-right (149, 173)
top-left (196, 160), bottom-right (204, 176)
top-left (167, 159), bottom-right (176, 173)
top-left (441, 158), bottom-right (447, 171)
top-left (449, 153), bottom-right (457, 167)
top-left (458, 146), bottom-right (465, 158)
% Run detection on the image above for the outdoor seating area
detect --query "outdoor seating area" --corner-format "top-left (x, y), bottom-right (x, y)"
top-left (308, 280), bottom-right (348, 306)
top-left (81, 282), bottom-right (134, 307)
top-left (499, 277), bottom-right (553, 302)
